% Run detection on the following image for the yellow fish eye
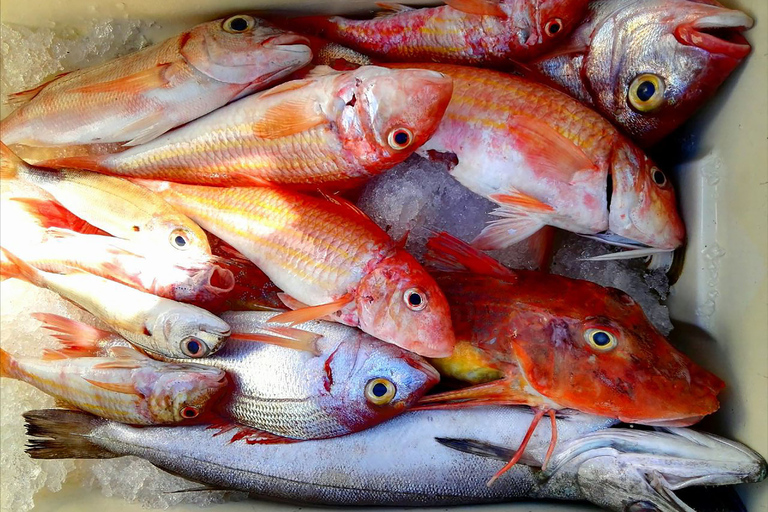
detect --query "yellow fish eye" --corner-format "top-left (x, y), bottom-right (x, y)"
top-left (628, 74), bottom-right (666, 113)
top-left (223, 15), bottom-right (255, 34)
top-left (403, 287), bottom-right (427, 311)
top-left (169, 228), bottom-right (192, 250)
top-left (584, 328), bottom-right (618, 351)
top-left (365, 378), bottom-right (397, 405)
top-left (388, 127), bottom-right (414, 150)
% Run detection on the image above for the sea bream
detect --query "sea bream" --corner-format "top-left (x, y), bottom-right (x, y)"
top-left (1, 15), bottom-right (312, 151)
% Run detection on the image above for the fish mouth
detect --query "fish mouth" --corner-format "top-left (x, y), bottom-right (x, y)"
top-left (262, 33), bottom-right (311, 51)
top-left (206, 265), bottom-right (236, 294)
top-left (675, 10), bottom-right (753, 59)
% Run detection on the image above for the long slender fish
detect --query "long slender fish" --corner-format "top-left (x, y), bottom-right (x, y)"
top-left (23, 407), bottom-right (767, 511)
top-left (528, 0), bottom-right (754, 146)
top-left (1, 15), bottom-right (311, 150)
top-left (288, 0), bottom-right (589, 66)
top-left (0, 347), bottom-right (226, 425)
top-left (36, 66), bottom-right (453, 190)
top-left (135, 182), bottom-right (456, 358)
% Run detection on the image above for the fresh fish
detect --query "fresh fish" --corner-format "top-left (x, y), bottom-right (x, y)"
top-left (528, 0), bottom-right (754, 146)
top-left (419, 233), bottom-right (724, 481)
top-left (0, 248), bottom-right (230, 359)
top-left (386, 63), bottom-right (686, 254)
top-left (287, 0), bottom-right (589, 66)
top-left (0, 346), bottom-right (226, 425)
top-left (37, 66), bottom-right (453, 189)
top-left (23, 407), bottom-right (767, 511)
top-left (134, 182), bottom-right (456, 358)
top-left (1, 16), bottom-right (311, 150)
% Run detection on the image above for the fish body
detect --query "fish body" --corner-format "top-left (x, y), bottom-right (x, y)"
top-left (528, 0), bottom-right (754, 146)
top-left (0, 249), bottom-right (231, 359)
top-left (138, 182), bottom-right (455, 358)
top-left (24, 407), bottom-right (768, 510)
top-left (1, 16), bottom-right (312, 149)
top-left (386, 63), bottom-right (684, 251)
top-left (0, 348), bottom-right (226, 424)
top-left (38, 66), bottom-right (453, 189)
top-left (289, 0), bottom-right (589, 66)
top-left (158, 311), bottom-right (440, 439)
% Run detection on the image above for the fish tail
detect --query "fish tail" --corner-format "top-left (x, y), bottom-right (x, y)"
top-left (0, 141), bottom-right (27, 180)
top-left (0, 347), bottom-right (19, 379)
top-left (23, 409), bottom-right (118, 460)
top-left (0, 247), bottom-right (45, 287)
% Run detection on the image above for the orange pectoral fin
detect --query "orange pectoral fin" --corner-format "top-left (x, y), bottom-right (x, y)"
top-left (444, 0), bottom-right (506, 17)
top-left (83, 378), bottom-right (142, 396)
top-left (425, 231), bottom-right (514, 278)
top-left (470, 188), bottom-right (554, 250)
top-left (72, 63), bottom-right (175, 95)
top-left (32, 312), bottom-right (116, 353)
top-left (230, 326), bottom-right (322, 355)
top-left (416, 378), bottom-right (528, 408)
top-left (251, 96), bottom-right (327, 139)
top-left (270, 293), bottom-right (354, 325)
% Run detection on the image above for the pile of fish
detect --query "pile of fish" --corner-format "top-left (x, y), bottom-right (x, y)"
top-left (0, 1), bottom-right (764, 510)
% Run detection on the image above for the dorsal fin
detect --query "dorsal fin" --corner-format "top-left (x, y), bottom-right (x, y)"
top-left (425, 231), bottom-right (514, 278)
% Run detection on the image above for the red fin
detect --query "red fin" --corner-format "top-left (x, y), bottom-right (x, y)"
top-left (32, 313), bottom-right (115, 352)
top-left (270, 294), bottom-right (354, 325)
top-left (230, 326), bottom-right (321, 355)
top-left (417, 379), bottom-right (527, 407)
top-left (11, 197), bottom-right (108, 236)
top-left (83, 378), bottom-right (141, 396)
top-left (471, 188), bottom-right (554, 250)
top-left (41, 349), bottom-right (71, 361)
top-left (0, 247), bottom-right (45, 287)
top-left (375, 2), bottom-right (414, 16)
top-left (486, 408), bottom-right (553, 486)
top-left (72, 63), bottom-right (173, 95)
top-left (251, 95), bottom-right (327, 139)
top-left (4, 72), bottom-right (70, 108)
top-left (320, 191), bottom-right (369, 219)
top-left (525, 226), bottom-right (557, 272)
top-left (425, 231), bottom-right (513, 278)
top-left (444, 0), bottom-right (506, 17)
top-left (0, 348), bottom-right (17, 378)
top-left (208, 421), bottom-right (300, 445)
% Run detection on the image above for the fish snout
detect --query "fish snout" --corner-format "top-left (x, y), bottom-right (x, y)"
top-left (675, 8), bottom-right (753, 59)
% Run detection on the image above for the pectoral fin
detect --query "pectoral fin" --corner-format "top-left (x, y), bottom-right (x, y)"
top-left (230, 326), bottom-right (321, 355)
top-left (83, 378), bottom-right (142, 396)
top-left (270, 293), bottom-right (353, 325)
top-left (72, 63), bottom-right (175, 95)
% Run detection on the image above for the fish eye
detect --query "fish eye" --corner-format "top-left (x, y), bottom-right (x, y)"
top-left (387, 128), bottom-right (414, 150)
top-left (403, 287), bottom-right (427, 311)
top-left (584, 328), bottom-right (618, 351)
top-left (365, 378), bottom-right (397, 405)
top-left (181, 337), bottom-right (208, 358)
top-left (650, 166), bottom-right (667, 187)
top-left (628, 74), bottom-right (666, 112)
top-left (223, 15), bottom-right (255, 33)
top-left (545, 18), bottom-right (563, 37)
top-left (169, 228), bottom-right (192, 250)
top-left (180, 406), bottom-right (199, 419)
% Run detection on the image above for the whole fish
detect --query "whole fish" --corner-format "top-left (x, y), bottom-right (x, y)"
top-left (37, 66), bottom-right (454, 190)
top-left (0, 347), bottom-right (226, 425)
top-left (23, 407), bottom-right (767, 511)
top-left (386, 63), bottom-right (685, 254)
top-left (419, 233), bottom-right (724, 481)
top-left (134, 182), bottom-right (456, 358)
top-left (528, 0), bottom-right (754, 146)
top-left (288, 0), bottom-right (589, 66)
top-left (1, 16), bottom-right (312, 150)
top-left (0, 248), bottom-right (230, 359)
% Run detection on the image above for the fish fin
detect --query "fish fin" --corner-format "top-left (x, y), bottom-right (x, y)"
top-left (32, 313), bottom-right (114, 353)
top-left (82, 378), bottom-right (142, 396)
top-left (0, 141), bottom-right (27, 179)
top-left (319, 191), bottom-right (369, 219)
top-left (0, 247), bottom-right (46, 287)
top-left (53, 398), bottom-right (81, 410)
top-left (4, 72), bottom-right (70, 107)
top-left (374, 3), bottom-right (415, 17)
top-left (72, 63), bottom-right (174, 95)
top-left (228, 426), bottom-right (301, 445)
top-left (122, 112), bottom-right (175, 147)
top-left (486, 408), bottom-right (550, 486)
top-left (532, 39), bottom-right (590, 62)
top-left (23, 409), bottom-right (118, 459)
top-left (34, 153), bottom-right (109, 173)
top-left (444, 0), bottom-right (506, 18)
top-left (270, 294), bottom-right (354, 325)
top-left (436, 437), bottom-right (516, 461)
top-left (425, 231), bottom-right (514, 278)
top-left (251, 95), bottom-right (326, 139)
top-left (470, 188), bottom-right (554, 250)
top-left (41, 349), bottom-right (71, 361)
top-left (417, 378), bottom-right (525, 406)
top-left (90, 360), bottom-right (142, 370)
top-left (230, 326), bottom-right (321, 355)
top-left (276, 293), bottom-right (311, 311)
top-left (11, 197), bottom-right (107, 236)
top-left (0, 348), bottom-right (17, 378)
top-left (525, 226), bottom-right (557, 272)
top-left (163, 486), bottom-right (230, 495)
top-left (107, 346), bottom-right (149, 360)
top-left (508, 116), bottom-right (597, 182)
top-left (303, 65), bottom-right (341, 79)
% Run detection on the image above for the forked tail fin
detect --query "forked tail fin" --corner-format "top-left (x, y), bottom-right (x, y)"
top-left (24, 409), bottom-right (118, 459)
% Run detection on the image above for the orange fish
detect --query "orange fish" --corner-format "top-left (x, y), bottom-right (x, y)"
top-left (419, 233), bottom-right (723, 483)
top-left (136, 181), bottom-right (456, 358)
top-left (39, 66), bottom-right (453, 190)
top-left (1, 15), bottom-right (311, 152)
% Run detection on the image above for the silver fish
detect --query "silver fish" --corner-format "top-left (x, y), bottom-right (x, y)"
top-left (24, 407), bottom-right (766, 511)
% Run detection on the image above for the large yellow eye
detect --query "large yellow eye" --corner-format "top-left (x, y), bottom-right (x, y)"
top-left (365, 378), bottom-right (397, 405)
top-left (584, 328), bottom-right (618, 351)
top-left (403, 288), bottom-right (427, 311)
top-left (169, 228), bottom-right (192, 251)
top-left (387, 128), bottom-right (413, 150)
top-left (223, 15), bottom-right (256, 33)
top-left (628, 74), bottom-right (665, 112)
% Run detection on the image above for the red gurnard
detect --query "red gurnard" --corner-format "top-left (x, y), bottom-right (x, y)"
top-left (288, 0), bottom-right (589, 66)
top-left (419, 233), bottom-right (724, 482)
top-left (386, 63), bottom-right (685, 253)
top-left (1, 15), bottom-right (311, 151)
top-left (137, 182), bottom-right (456, 358)
top-left (39, 66), bottom-right (453, 190)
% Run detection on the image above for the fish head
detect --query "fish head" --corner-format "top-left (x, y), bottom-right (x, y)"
top-left (323, 335), bottom-right (440, 430)
top-left (181, 15), bottom-right (312, 85)
top-left (502, 0), bottom-right (590, 52)
top-left (509, 275), bottom-right (723, 424)
top-left (551, 427), bottom-right (767, 512)
top-left (355, 250), bottom-right (456, 358)
top-left (608, 144), bottom-right (685, 250)
top-left (147, 363), bottom-right (228, 423)
top-left (158, 307), bottom-right (231, 359)
top-left (576, 0), bottom-right (753, 144)
top-left (334, 66), bottom-right (453, 171)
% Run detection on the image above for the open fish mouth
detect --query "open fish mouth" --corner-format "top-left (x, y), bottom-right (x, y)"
top-left (675, 10), bottom-right (753, 59)
top-left (262, 33), bottom-right (311, 50)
